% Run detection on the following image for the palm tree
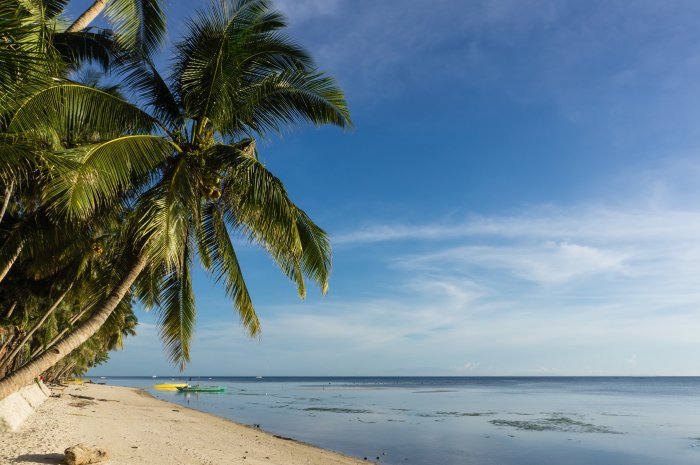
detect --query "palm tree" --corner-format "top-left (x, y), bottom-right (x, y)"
top-left (0, 0), bottom-right (351, 398)
top-left (65, 0), bottom-right (165, 58)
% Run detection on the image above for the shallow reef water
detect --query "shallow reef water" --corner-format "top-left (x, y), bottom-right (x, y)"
top-left (97, 376), bottom-right (700, 465)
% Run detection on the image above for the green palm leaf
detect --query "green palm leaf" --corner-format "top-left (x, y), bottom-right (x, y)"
top-left (104, 0), bottom-right (166, 58)
top-left (120, 59), bottom-right (183, 129)
top-left (7, 84), bottom-right (160, 146)
top-left (295, 208), bottom-right (331, 295)
top-left (173, 0), bottom-right (321, 130)
top-left (156, 246), bottom-right (196, 370)
top-left (129, 156), bottom-right (197, 273)
top-left (52, 29), bottom-right (120, 72)
top-left (222, 70), bottom-right (352, 137)
top-left (212, 142), bottom-right (330, 297)
top-left (43, 135), bottom-right (173, 220)
top-left (0, 0), bottom-right (60, 112)
top-left (198, 202), bottom-right (259, 336)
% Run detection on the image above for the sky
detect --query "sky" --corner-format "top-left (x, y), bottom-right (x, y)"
top-left (79, 0), bottom-right (700, 376)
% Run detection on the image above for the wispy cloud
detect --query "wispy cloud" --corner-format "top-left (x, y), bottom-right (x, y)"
top-left (400, 242), bottom-right (629, 285)
top-left (334, 206), bottom-right (700, 245)
top-left (96, 197), bottom-right (700, 376)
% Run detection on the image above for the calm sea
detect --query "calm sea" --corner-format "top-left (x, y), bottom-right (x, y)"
top-left (91, 376), bottom-right (700, 465)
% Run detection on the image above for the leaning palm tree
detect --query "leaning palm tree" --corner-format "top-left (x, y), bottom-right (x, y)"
top-left (0, 0), bottom-right (351, 398)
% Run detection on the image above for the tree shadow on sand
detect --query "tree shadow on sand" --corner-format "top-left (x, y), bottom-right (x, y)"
top-left (13, 453), bottom-right (64, 464)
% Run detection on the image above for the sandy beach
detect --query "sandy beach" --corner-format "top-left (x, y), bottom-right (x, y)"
top-left (0, 383), bottom-right (366, 465)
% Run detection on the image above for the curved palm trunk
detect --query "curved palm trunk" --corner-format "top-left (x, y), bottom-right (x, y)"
top-left (0, 181), bottom-right (13, 224)
top-left (0, 242), bottom-right (23, 283)
top-left (1, 286), bottom-right (71, 369)
top-left (0, 332), bottom-right (15, 367)
top-left (5, 302), bottom-right (17, 319)
top-left (0, 252), bottom-right (148, 400)
top-left (31, 306), bottom-right (90, 359)
top-left (66, 0), bottom-right (110, 33)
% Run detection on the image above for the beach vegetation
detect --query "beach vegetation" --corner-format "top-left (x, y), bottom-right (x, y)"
top-left (0, 0), bottom-right (350, 399)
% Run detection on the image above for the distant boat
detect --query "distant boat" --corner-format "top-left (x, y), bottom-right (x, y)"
top-left (256, 376), bottom-right (263, 379)
top-left (152, 375), bottom-right (157, 378)
top-left (99, 376), bottom-right (106, 379)
top-left (176, 385), bottom-right (225, 393)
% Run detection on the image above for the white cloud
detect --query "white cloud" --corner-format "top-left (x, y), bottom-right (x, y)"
top-left (92, 191), bottom-right (700, 377)
top-left (96, 198), bottom-right (700, 376)
top-left (399, 242), bottom-right (629, 285)
top-left (334, 207), bottom-right (700, 245)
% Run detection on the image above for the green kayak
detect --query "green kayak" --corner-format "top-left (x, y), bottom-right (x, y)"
top-left (176, 385), bottom-right (226, 393)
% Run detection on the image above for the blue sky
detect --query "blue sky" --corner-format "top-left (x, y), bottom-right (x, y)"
top-left (83, 0), bottom-right (700, 376)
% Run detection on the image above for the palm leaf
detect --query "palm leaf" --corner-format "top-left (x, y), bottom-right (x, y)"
top-left (129, 155), bottom-right (197, 273)
top-left (198, 202), bottom-right (259, 336)
top-left (156, 244), bottom-right (196, 370)
top-left (0, 0), bottom-right (60, 112)
top-left (212, 142), bottom-right (329, 296)
top-left (120, 58), bottom-right (183, 129)
top-left (43, 135), bottom-right (173, 220)
top-left (7, 84), bottom-right (160, 146)
top-left (294, 208), bottom-right (331, 294)
top-left (52, 29), bottom-right (120, 72)
top-left (221, 70), bottom-right (352, 137)
top-left (173, 0), bottom-right (317, 129)
top-left (104, 0), bottom-right (166, 58)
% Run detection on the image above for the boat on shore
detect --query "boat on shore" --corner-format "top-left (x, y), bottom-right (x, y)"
top-left (176, 385), bottom-right (226, 393)
top-left (63, 378), bottom-right (87, 385)
top-left (154, 383), bottom-right (189, 390)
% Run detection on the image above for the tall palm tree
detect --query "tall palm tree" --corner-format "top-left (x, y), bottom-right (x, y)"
top-left (0, 0), bottom-right (351, 398)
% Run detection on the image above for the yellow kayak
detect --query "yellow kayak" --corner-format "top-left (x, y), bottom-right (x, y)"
top-left (153, 383), bottom-right (189, 390)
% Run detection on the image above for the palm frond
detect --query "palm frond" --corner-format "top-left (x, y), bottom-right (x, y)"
top-left (120, 58), bottom-right (183, 129)
top-left (104, 0), bottom-right (166, 58)
top-left (212, 142), bottom-right (330, 297)
top-left (0, 0), bottom-right (61, 112)
top-left (52, 29), bottom-right (120, 72)
top-left (130, 156), bottom-right (197, 273)
top-left (294, 208), bottom-right (331, 294)
top-left (7, 84), bottom-right (160, 146)
top-left (198, 202), bottom-right (259, 336)
top-left (173, 0), bottom-right (319, 130)
top-left (156, 245), bottom-right (196, 370)
top-left (21, 0), bottom-right (68, 20)
top-left (220, 70), bottom-right (352, 137)
top-left (133, 261), bottom-right (164, 310)
top-left (43, 135), bottom-right (173, 220)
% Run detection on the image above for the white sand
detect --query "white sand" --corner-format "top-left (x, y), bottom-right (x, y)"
top-left (0, 383), bottom-right (367, 465)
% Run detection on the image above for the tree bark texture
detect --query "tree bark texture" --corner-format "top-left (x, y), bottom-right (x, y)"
top-left (66, 0), bottom-right (110, 33)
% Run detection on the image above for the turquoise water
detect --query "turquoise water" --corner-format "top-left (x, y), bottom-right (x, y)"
top-left (94, 377), bottom-right (700, 464)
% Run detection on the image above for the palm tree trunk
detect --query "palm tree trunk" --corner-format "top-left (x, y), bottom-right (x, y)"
top-left (0, 242), bottom-right (23, 283)
top-left (5, 302), bottom-right (17, 319)
top-left (54, 362), bottom-right (77, 382)
top-left (66, 0), bottom-right (110, 33)
top-left (31, 305), bottom-right (90, 359)
top-left (0, 181), bottom-right (13, 224)
top-left (0, 252), bottom-right (148, 400)
top-left (0, 332), bottom-right (14, 365)
top-left (2, 286), bottom-right (71, 369)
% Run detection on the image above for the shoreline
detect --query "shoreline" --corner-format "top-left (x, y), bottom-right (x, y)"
top-left (0, 383), bottom-right (367, 465)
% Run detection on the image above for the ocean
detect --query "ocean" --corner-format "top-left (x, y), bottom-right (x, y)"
top-left (92, 376), bottom-right (700, 465)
